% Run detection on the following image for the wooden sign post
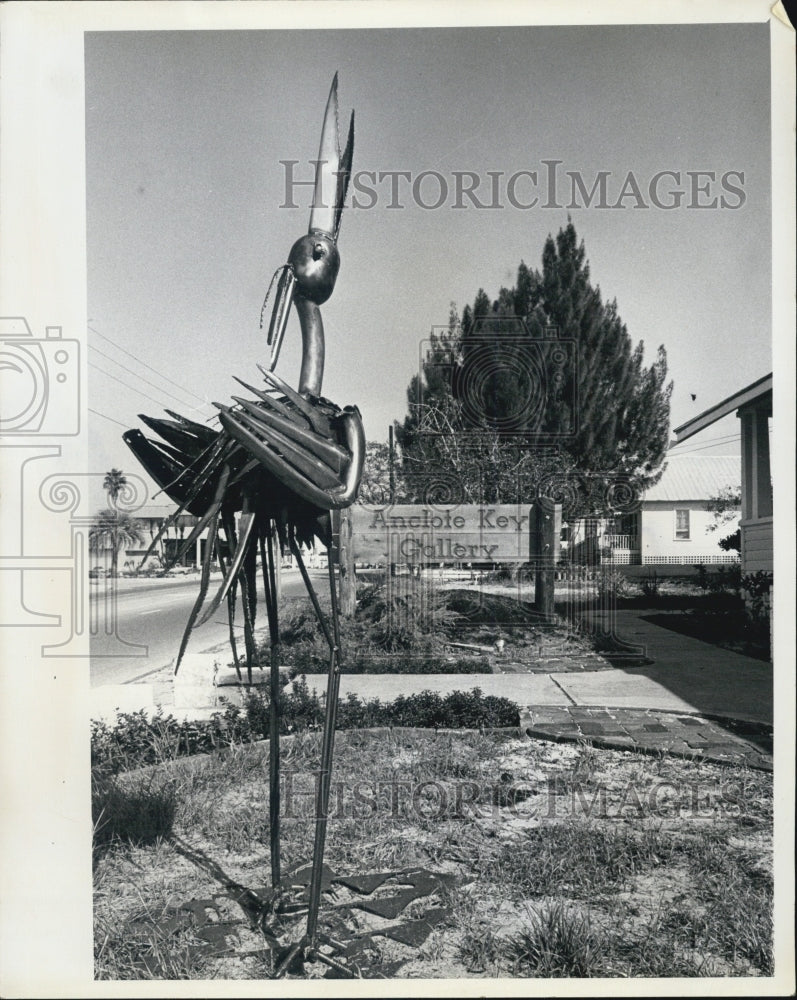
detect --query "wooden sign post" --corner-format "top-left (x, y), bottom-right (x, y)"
top-left (532, 497), bottom-right (560, 618)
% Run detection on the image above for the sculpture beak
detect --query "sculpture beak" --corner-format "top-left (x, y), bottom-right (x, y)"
top-left (309, 72), bottom-right (355, 242)
top-left (265, 265), bottom-right (296, 370)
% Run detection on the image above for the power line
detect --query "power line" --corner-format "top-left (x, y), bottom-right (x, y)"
top-left (669, 432), bottom-right (740, 450)
top-left (88, 324), bottom-right (208, 406)
top-left (88, 359), bottom-right (175, 410)
top-left (89, 343), bottom-right (208, 411)
top-left (89, 407), bottom-right (129, 429)
top-left (673, 436), bottom-right (742, 456)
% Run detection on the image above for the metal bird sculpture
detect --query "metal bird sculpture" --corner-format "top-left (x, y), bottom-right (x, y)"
top-left (123, 75), bottom-right (364, 975)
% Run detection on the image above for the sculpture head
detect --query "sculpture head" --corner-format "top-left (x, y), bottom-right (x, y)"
top-left (288, 231), bottom-right (340, 305)
top-left (265, 74), bottom-right (354, 374)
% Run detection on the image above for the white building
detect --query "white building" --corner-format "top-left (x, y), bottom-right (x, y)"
top-left (633, 454), bottom-right (740, 565)
top-left (565, 454), bottom-right (741, 567)
top-left (92, 502), bottom-right (323, 575)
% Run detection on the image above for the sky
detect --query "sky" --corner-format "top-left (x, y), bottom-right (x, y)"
top-left (85, 24), bottom-right (772, 509)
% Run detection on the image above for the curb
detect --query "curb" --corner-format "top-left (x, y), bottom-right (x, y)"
top-left (521, 726), bottom-right (773, 772)
top-left (525, 703), bottom-right (773, 730)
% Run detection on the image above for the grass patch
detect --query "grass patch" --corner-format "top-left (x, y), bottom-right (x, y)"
top-left (507, 902), bottom-right (604, 977)
top-left (491, 823), bottom-right (675, 899)
top-left (95, 904), bottom-right (212, 980)
top-left (93, 777), bottom-right (177, 853)
top-left (94, 731), bottom-right (774, 980)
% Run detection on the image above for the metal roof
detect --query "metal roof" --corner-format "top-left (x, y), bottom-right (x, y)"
top-left (644, 455), bottom-right (740, 503)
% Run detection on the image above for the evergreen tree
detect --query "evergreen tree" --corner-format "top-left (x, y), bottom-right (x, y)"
top-left (397, 221), bottom-right (672, 507)
top-left (358, 440), bottom-right (409, 505)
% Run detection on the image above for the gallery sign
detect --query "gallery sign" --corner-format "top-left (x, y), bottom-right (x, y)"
top-left (349, 504), bottom-right (537, 564)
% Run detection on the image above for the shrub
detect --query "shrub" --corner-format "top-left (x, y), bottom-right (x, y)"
top-left (279, 608), bottom-right (319, 646)
top-left (364, 687), bottom-right (518, 729)
top-left (361, 587), bottom-right (461, 652)
top-left (442, 589), bottom-right (535, 626)
top-left (90, 685), bottom-right (520, 774)
top-left (641, 570), bottom-right (660, 599)
top-left (344, 649), bottom-right (490, 675)
top-left (694, 563), bottom-right (742, 600)
top-left (91, 706), bottom-right (257, 777)
top-left (741, 570), bottom-right (773, 624)
top-left (712, 563), bottom-right (741, 596)
top-left (719, 528), bottom-right (741, 552)
top-left (596, 567), bottom-right (633, 601)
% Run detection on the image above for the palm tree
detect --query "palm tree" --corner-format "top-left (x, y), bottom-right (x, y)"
top-left (97, 469), bottom-right (133, 576)
top-left (89, 509), bottom-right (145, 577)
top-left (102, 468), bottom-right (127, 507)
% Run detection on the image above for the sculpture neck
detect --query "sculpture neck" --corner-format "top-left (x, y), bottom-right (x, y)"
top-left (295, 296), bottom-right (325, 397)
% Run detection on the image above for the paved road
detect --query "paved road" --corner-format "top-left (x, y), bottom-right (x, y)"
top-left (89, 569), bottom-right (322, 687)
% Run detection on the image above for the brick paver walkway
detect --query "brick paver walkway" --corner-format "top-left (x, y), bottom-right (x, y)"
top-left (518, 606), bottom-right (774, 771)
top-left (521, 705), bottom-right (772, 771)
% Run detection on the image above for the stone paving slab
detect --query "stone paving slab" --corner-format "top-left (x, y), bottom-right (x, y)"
top-left (521, 706), bottom-right (772, 772)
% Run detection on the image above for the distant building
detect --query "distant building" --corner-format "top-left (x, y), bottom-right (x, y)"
top-left (126, 504), bottom-right (200, 570)
top-left (92, 503), bottom-right (322, 574)
top-left (564, 455), bottom-right (741, 567)
top-left (89, 504), bottom-right (198, 574)
top-left (608, 455), bottom-right (741, 566)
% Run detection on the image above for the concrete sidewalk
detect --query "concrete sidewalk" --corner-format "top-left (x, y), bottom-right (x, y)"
top-left (295, 606), bottom-right (773, 770)
top-left (91, 607), bottom-right (773, 770)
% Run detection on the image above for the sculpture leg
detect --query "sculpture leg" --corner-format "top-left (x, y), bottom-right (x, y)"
top-left (286, 535), bottom-right (340, 949)
top-left (259, 521), bottom-right (281, 888)
top-left (305, 549), bottom-right (343, 947)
